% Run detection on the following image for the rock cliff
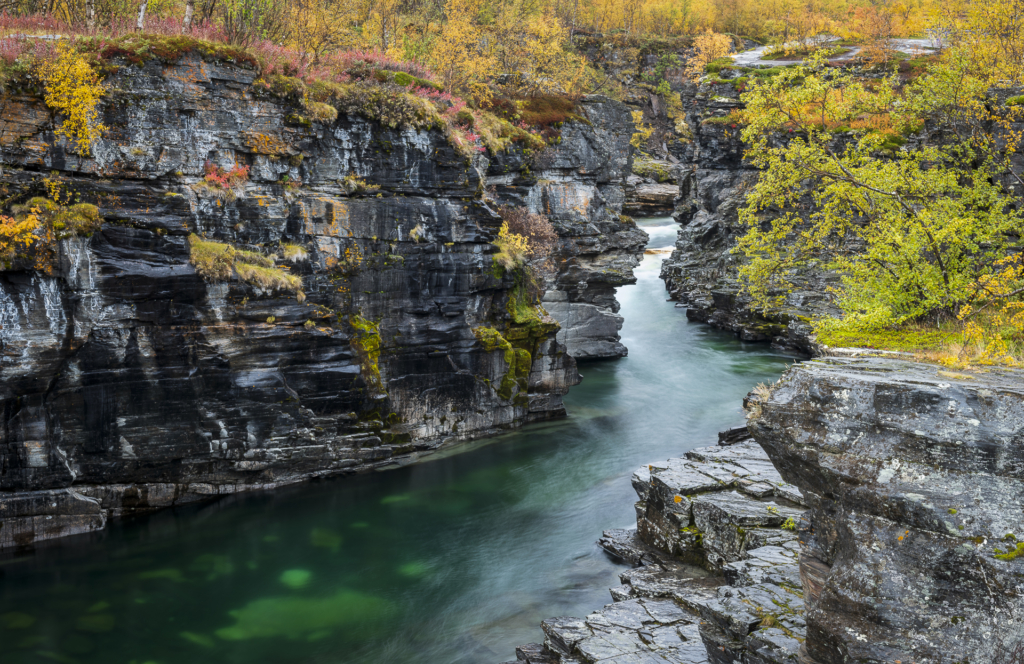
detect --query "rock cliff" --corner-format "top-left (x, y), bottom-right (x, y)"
top-left (659, 81), bottom-right (834, 353)
top-left (488, 97), bottom-right (648, 360)
top-left (750, 355), bottom-right (1024, 663)
top-left (0, 54), bottom-right (639, 547)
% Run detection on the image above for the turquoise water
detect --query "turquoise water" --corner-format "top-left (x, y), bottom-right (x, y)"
top-left (0, 218), bottom-right (795, 664)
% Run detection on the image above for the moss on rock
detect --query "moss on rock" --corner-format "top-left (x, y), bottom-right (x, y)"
top-left (350, 315), bottom-right (384, 393)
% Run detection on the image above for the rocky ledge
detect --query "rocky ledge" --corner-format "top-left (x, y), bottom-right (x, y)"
top-left (0, 55), bottom-right (641, 547)
top-left (511, 354), bottom-right (1024, 663)
top-left (623, 174), bottom-right (679, 218)
top-left (750, 355), bottom-right (1024, 663)
top-left (507, 434), bottom-right (810, 664)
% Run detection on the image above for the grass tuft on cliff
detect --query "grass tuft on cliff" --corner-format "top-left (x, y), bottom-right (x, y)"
top-left (188, 235), bottom-right (302, 296)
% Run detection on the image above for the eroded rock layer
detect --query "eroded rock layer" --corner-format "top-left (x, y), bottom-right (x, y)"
top-left (488, 97), bottom-right (648, 359)
top-left (749, 356), bottom-right (1024, 663)
top-left (0, 56), bottom-right (639, 547)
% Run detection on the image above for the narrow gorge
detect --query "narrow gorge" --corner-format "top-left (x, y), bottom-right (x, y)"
top-left (1, 27), bottom-right (1022, 664)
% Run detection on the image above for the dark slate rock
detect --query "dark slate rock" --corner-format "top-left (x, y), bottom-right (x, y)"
top-left (750, 356), bottom-right (1024, 664)
top-left (0, 63), bottom-right (644, 547)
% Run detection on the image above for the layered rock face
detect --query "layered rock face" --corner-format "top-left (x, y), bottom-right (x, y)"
top-left (510, 356), bottom-right (1024, 664)
top-left (660, 82), bottom-right (835, 353)
top-left (488, 97), bottom-right (647, 359)
top-left (0, 56), bottom-right (637, 547)
top-left (750, 356), bottom-right (1024, 663)
top-left (622, 164), bottom-right (679, 218)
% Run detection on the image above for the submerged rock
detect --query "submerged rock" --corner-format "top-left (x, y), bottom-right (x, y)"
top-left (214, 588), bottom-right (391, 641)
top-left (279, 569), bottom-right (312, 589)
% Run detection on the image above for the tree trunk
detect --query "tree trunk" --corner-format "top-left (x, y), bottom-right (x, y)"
top-left (136, 0), bottom-right (148, 31)
top-left (86, 0), bottom-right (96, 30)
top-left (182, 0), bottom-right (194, 32)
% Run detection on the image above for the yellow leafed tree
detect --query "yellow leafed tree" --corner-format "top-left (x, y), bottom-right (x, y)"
top-left (429, 0), bottom-right (496, 102)
top-left (488, 1), bottom-right (586, 96)
top-left (40, 41), bottom-right (107, 157)
top-left (684, 31), bottom-right (732, 81)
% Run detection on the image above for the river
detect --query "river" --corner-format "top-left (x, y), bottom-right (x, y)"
top-left (0, 218), bottom-right (794, 664)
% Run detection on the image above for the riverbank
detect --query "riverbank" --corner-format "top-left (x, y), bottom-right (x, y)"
top-left (508, 354), bottom-right (1024, 663)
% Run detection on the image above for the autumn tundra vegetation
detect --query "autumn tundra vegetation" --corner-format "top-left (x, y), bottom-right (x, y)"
top-left (0, 0), bottom-right (1022, 366)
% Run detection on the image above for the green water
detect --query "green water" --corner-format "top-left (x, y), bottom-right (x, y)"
top-left (0, 218), bottom-right (796, 664)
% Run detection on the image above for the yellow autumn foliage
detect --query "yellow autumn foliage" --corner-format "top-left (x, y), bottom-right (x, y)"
top-left (428, 0), bottom-right (495, 102)
top-left (493, 222), bottom-right (531, 270)
top-left (684, 30), bottom-right (732, 82)
top-left (40, 41), bottom-right (107, 157)
top-left (0, 214), bottom-right (41, 270)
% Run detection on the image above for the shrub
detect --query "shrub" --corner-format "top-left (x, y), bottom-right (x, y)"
top-left (306, 101), bottom-right (338, 123)
top-left (687, 32), bottom-right (732, 81)
top-left (630, 110), bottom-right (654, 149)
top-left (518, 95), bottom-right (585, 127)
top-left (40, 41), bottom-right (107, 156)
top-left (455, 108), bottom-right (474, 127)
top-left (0, 214), bottom-right (40, 270)
top-left (194, 162), bottom-right (250, 201)
top-left (341, 173), bottom-right (380, 195)
top-left (492, 221), bottom-right (532, 271)
top-left (496, 205), bottom-right (557, 260)
top-left (2, 194), bottom-right (102, 272)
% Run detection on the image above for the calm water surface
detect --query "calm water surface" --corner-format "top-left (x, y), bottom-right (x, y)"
top-left (0, 218), bottom-right (795, 664)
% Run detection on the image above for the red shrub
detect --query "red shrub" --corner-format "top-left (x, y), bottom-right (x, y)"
top-left (204, 161), bottom-right (249, 188)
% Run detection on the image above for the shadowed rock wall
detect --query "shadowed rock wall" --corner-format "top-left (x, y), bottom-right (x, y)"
top-left (0, 56), bottom-right (638, 547)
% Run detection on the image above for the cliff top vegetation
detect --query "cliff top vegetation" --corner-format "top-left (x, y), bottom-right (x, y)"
top-left (730, 0), bottom-right (1024, 368)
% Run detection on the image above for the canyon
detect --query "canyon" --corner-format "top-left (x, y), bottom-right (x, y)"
top-left (0, 52), bottom-right (644, 547)
top-left (1, 40), bottom-right (1022, 664)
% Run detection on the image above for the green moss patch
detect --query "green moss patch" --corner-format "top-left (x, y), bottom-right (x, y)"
top-left (349, 315), bottom-right (384, 393)
top-left (188, 235), bottom-right (302, 295)
top-left (815, 326), bottom-right (954, 353)
top-left (473, 326), bottom-right (515, 365)
top-left (633, 158), bottom-right (673, 182)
